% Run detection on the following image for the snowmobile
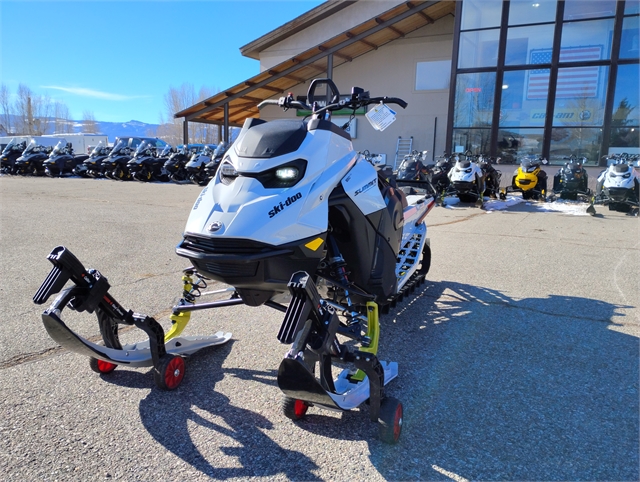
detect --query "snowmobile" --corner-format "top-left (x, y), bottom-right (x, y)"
top-left (591, 154), bottom-right (640, 214)
top-left (185, 144), bottom-right (215, 186)
top-left (163, 144), bottom-right (192, 182)
top-left (101, 138), bottom-right (133, 181)
top-left (446, 152), bottom-right (492, 206)
top-left (396, 150), bottom-right (429, 181)
top-left (501, 155), bottom-right (548, 201)
top-left (428, 153), bottom-right (454, 201)
top-left (33, 79), bottom-right (435, 444)
top-left (14, 139), bottom-right (53, 176)
top-left (203, 142), bottom-right (229, 179)
top-left (550, 156), bottom-right (590, 201)
top-left (1, 138), bottom-right (26, 174)
top-left (128, 141), bottom-right (171, 182)
top-left (76, 141), bottom-right (112, 178)
top-left (43, 141), bottom-right (89, 177)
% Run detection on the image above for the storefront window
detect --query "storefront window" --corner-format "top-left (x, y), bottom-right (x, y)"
top-left (563, 0), bottom-right (616, 21)
top-left (625, 1), bottom-right (640, 15)
top-left (500, 70), bottom-right (550, 127)
top-left (506, 24), bottom-right (556, 65)
top-left (452, 128), bottom-right (492, 155)
top-left (610, 63), bottom-right (639, 152)
top-left (508, 0), bottom-right (557, 25)
top-left (497, 128), bottom-right (545, 162)
top-left (461, 0), bottom-right (503, 30)
top-left (458, 29), bottom-right (500, 68)
top-left (453, 72), bottom-right (496, 127)
top-left (552, 66), bottom-right (609, 125)
top-left (560, 19), bottom-right (613, 60)
top-left (620, 16), bottom-right (640, 59)
top-left (549, 127), bottom-right (602, 164)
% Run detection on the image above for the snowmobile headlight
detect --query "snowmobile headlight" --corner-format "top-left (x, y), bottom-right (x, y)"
top-left (220, 163), bottom-right (238, 177)
top-left (464, 168), bottom-right (472, 173)
top-left (275, 167), bottom-right (299, 180)
top-left (623, 172), bottom-right (631, 178)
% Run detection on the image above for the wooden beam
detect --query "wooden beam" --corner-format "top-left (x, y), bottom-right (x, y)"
top-left (416, 9), bottom-right (435, 24)
top-left (346, 31), bottom-right (379, 50)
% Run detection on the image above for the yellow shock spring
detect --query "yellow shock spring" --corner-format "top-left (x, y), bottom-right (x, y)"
top-left (350, 301), bottom-right (380, 382)
top-left (164, 274), bottom-right (194, 342)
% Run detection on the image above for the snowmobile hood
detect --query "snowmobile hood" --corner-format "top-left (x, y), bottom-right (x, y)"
top-left (183, 126), bottom-right (356, 246)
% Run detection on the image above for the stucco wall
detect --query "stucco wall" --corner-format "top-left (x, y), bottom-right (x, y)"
top-left (259, 14), bottom-right (455, 166)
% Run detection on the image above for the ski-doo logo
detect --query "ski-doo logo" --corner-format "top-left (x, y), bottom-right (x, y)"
top-left (354, 178), bottom-right (376, 196)
top-left (268, 192), bottom-right (302, 218)
top-left (193, 187), bottom-right (208, 210)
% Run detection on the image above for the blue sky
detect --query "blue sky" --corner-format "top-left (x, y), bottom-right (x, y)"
top-left (0, 0), bottom-right (324, 124)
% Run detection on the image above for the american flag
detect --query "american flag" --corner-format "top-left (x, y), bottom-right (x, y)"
top-left (527, 46), bottom-right (603, 100)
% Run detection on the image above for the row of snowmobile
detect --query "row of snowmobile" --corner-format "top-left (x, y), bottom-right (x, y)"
top-left (0, 137), bottom-right (229, 186)
top-left (395, 149), bottom-right (640, 215)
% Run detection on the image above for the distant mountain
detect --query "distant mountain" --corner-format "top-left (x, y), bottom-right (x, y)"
top-left (2, 116), bottom-right (159, 142)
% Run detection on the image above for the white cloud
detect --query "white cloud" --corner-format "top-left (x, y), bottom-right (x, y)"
top-left (41, 86), bottom-right (148, 101)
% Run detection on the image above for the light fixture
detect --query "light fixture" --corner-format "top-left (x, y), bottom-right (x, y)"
top-left (502, 84), bottom-right (509, 89)
top-left (532, 3), bottom-right (540, 7)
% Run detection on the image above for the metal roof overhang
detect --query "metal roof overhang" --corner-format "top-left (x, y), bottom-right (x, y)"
top-left (175, 1), bottom-right (455, 128)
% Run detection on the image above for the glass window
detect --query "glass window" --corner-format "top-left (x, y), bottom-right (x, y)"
top-left (452, 128), bottom-right (492, 155)
top-left (497, 128), bottom-right (545, 162)
top-left (508, 0), bottom-right (557, 25)
top-left (625, 1), bottom-right (640, 15)
top-left (563, 0), bottom-right (616, 21)
top-left (612, 64), bottom-right (640, 126)
top-left (500, 70), bottom-right (550, 127)
top-left (458, 29), bottom-right (500, 68)
top-left (553, 66), bottom-right (609, 125)
top-left (506, 24), bottom-right (555, 65)
top-left (549, 127), bottom-right (602, 164)
top-left (461, 0), bottom-right (503, 30)
top-left (620, 16), bottom-right (640, 59)
top-left (415, 60), bottom-right (452, 90)
top-left (560, 19), bottom-right (613, 60)
top-left (453, 72), bottom-right (496, 127)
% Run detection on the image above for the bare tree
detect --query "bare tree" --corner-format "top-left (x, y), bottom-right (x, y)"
top-left (0, 83), bottom-right (12, 135)
top-left (82, 110), bottom-right (97, 133)
top-left (158, 83), bottom-right (220, 146)
top-left (53, 101), bottom-right (73, 134)
top-left (13, 83), bottom-right (55, 135)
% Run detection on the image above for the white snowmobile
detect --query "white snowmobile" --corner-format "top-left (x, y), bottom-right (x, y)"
top-left (33, 79), bottom-right (435, 444)
top-left (592, 154), bottom-right (640, 215)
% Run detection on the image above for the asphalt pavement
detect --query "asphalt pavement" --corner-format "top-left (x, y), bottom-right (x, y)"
top-left (0, 176), bottom-right (638, 481)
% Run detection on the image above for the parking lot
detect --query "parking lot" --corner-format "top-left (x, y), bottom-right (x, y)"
top-left (1, 176), bottom-right (638, 481)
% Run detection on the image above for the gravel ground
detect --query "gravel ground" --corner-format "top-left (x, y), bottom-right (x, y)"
top-left (0, 175), bottom-right (638, 481)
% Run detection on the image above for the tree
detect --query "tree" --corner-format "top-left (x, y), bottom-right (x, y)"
top-left (13, 83), bottom-right (55, 135)
top-left (82, 110), bottom-right (97, 133)
top-left (0, 83), bottom-right (12, 134)
top-left (53, 101), bottom-right (73, 134)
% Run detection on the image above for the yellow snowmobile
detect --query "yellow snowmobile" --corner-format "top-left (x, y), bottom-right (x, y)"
top-left (501, 156), bottom-right (548, 201)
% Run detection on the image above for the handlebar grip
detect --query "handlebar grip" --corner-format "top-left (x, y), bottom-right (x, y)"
top-left (384, 97), bottom-right (408, 109)
top-left (257, 99), bottom-right (279, 109)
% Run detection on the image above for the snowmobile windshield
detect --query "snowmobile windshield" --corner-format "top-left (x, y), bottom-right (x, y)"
top-left (23, 140), bottom-right (40, 156)
top-left (397, 160), bottom-right (420, 179)
top-left (214, 144), bottom-right (226, 157)
top-left (520, 158), bottom-right (539, 172)
top-left (134, 140), bottom-right (154, 157)
top-left (50, 141), bottom-right (66, 157)
top-left (2, 139), bottom-right (23, 155)
top-left (110, 140), bottom-right (127, 156)
top-left (90, 141), bottom-right (105, 157)
top-left (159, 145), bottom-right (172, 157)
top-left (613, 163), bottom-right (630, 173)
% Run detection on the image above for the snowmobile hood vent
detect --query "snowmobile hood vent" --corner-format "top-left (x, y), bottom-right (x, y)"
top-left (234, 119), bottom-right (308, 159)
top-left (613, 164), bottom-right (630, 173)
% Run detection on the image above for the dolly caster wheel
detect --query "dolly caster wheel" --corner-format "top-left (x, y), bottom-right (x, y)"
top-left (153, 354), bottom-right (185, 390)
top-left (282, 397), bottom-right (309, 421)
top-left (378, 397), bottom-right (403, 444)
top-left (89, 357), bottom-right (117, 374)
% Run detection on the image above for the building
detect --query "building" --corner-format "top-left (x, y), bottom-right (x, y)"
top-left (176, 0), bottom-right (639, 166)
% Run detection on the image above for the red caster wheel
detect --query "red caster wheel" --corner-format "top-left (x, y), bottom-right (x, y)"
top-left (282, 397), bottom-right (309, 421)
top-left (89, 357), bottom-right (117, 374)
top-left (153, 354), bottom-right (185, 390)
top-left (378, 397), bottom-right (403, 444)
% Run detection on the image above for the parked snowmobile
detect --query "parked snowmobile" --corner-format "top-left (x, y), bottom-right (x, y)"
top-left (395, 150), bottom-right (436, 197)
top-left (592, 154), bottom-right (640, 214)
top-left (477, 155), bottom-right (501, 199)
top-left (428, 153), bottom-right (454, 200)
top-left (77, 142), bottom-right (112, 178)
top-left (32, 79), bottom-right (435, 444)
top-left (501, 155), bottom-right (548, 201)
top-left (204, 142), bottom-right (228, 178)
top-left (101, 139), bottom-right (133, 180)
top-left (550, 156), bottom-right (590, 201)
top-left (0, 138), bottom-right (27, 174)
top-left (43, 141), bottom-right (89, 177)
top-left (164, 144), bottom-right (192, 182)
top-left (14, 139), bottom-right (52, 176)
top-left (446, 152), bottom-right (490, 205)
top-left (185, 144), bottom-right (215, 185)
top-left (128, 141), bottom-right (171, 182)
